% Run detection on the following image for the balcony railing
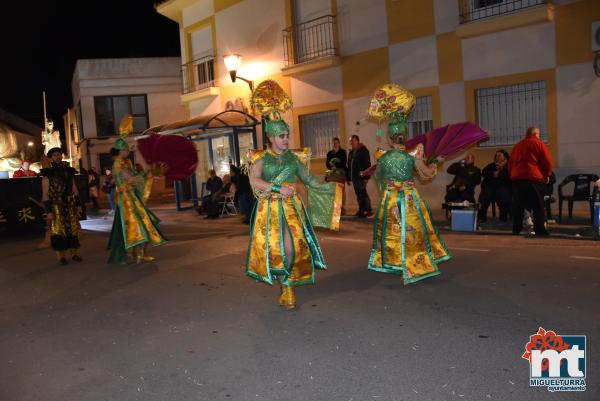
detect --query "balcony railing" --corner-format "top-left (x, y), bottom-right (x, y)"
top-left (459, 0), bottom-right (548, 24)
top-left (181, 55), bottom-right (215, 94)
top-left (283, 14), bottom-right (338, 66)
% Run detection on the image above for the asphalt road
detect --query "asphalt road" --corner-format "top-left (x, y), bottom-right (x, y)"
top-left (0, 209), bottom-right (598, 401)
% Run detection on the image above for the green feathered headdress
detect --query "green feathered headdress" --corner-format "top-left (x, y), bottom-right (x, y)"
top-left (114, 114), bottom-right (133, 150)
top-left (114, 138), bottom-right (129, 150)
top-left (263, 119), bottom-right (289, 136)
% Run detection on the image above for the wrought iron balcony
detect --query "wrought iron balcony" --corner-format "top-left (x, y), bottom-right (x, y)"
top-left (283, 14), bottom-right (338, 66)
top-left (459, 0), bottom-right (549, 24)
top-left (181, 55), bottom-right (216, 94)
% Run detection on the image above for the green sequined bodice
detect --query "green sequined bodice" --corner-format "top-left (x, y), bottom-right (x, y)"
top-left (261, 150), bottom-right (301, 184)
top-left (377, 149), bottom-right (415, 182)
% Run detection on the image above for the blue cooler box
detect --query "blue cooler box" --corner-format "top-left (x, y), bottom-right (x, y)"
top-left (451, 209), bottom-right (477, 232)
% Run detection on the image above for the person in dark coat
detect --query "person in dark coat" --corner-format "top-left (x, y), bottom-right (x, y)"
top-left (102, 168), bottom-right (116, 212)
top-left (41, 147), bottom-right (82, 265)
top-left (326, 137), bottom-right (347, 215)
top-left (478, 149), bottom-right (511, 223)
top-left (88, 167), bottom-right (100, 211)
top-left (197, 169), bottom-right (223, 215)
top-left (346, 134), bottom-right (372, 217)
top-left (444, 154), bottom-right (481, 204)
top-left (326, 137), bottom-right (347, 177)
top-left (206, 169), bottom-right (223, 194)
top-left (204, 174), bottom-right (235, 219)
top-left (230, 164), bottom-right (254, 224)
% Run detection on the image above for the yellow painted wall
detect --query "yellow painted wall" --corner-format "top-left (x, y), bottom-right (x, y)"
top-left (341, 47), bottom-right (390, 99)
top-left (436, 31), bottom-right (463, 84)
top-left (386, 0), bottom-right (435, 44)
top-left (218, 73), bottom-right (291, 113)
top-left (411, 86), bottom-right (441, 129)
top-left (555, 0), bottom-right (600, 66)
top-left (218, 82), bottom-right (252, 109)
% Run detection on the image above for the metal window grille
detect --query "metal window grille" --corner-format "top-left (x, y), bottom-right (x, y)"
top-left (459, 0), bottom-right (547, 24)
top-left (476, 80), bottom-right (547, 147)
top-left (283, 15), bottom-right (338, 66)
top-left (181, 55), bottom-right (215, 94)
top-left (407, 96), bottom-right (433, 139)
top-left (299, 110), bottom-right (340, 158)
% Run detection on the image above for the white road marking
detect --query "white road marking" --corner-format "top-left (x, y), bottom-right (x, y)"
top-left (451, 247), bottom-right (490, 252)
top-left (570, 256), bottom-right (600, 261)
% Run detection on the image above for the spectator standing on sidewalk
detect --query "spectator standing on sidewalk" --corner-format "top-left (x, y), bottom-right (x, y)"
top-left (508, 127), bottom-right (552, 237)
top-left (346, 134), bottom-right (372, 218)
top-left (102, 169), bottom-right (116, 213)
top-left (325, 137), bottom-right (347, 215)
top-left (88, 167), bottom-right (100, 211)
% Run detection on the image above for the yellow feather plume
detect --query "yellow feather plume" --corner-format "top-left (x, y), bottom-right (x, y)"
top-left (119, 114), bottom-right (134, 137)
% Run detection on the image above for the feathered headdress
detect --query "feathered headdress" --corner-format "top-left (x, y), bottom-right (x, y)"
top-left (250, 80), bottom-right (293, 137)
top-left (367, 83), bottom-right (416, 139)
top-left (115, 114), bottom-right (133, 150)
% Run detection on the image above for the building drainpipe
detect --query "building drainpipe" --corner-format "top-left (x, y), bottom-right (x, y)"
top-left (79, 138), bottom-right (92, 171)
top-left (87, 140), bottom-right (92, 171)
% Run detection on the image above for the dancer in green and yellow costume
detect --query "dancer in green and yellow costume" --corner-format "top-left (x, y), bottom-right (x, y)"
top-left (367, 84), bottom-right (451, 283)
top-left (245, 80), bottom-right (343, 309)
top-left (107, 115), bottom-right (167, 264)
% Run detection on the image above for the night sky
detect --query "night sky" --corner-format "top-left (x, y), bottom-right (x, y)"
top-left (0, 0), bottom-right (180, 133)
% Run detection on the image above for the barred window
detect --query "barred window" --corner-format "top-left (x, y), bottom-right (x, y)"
top-left (407, 96), bottom-right (433, 139)
top-left (299, 110), bottom-right (340, 158)
top-left (460, 0), bottom-right (547, 23)
top-left (475, 0), bottom-right (504, 9)
top-left (476, 81), bottom-right (547, 147)
top-left (94, 95), bottom-right (149, 137)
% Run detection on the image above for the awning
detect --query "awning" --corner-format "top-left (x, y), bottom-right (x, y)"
top-left (141, 110), bottom-right (259, 136)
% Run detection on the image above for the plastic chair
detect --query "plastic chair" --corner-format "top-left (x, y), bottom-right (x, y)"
top-left (558, 174), bottom-right (599, 223)
top-left (220, 194), bottom-right (238, 217)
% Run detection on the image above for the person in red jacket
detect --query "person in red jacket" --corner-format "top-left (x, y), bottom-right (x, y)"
top-left (12, 161), bottom-right (38, 177)
top-left (508, 127), bottom-right (552, 236)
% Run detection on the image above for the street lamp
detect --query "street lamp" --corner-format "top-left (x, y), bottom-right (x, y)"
top-left (27, 141), bottom-right (34, 147)
top-left (223, 54), bottom-right (254, 91)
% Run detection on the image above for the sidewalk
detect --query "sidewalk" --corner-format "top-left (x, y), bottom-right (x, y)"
top-left (341, 208), bottom-right (598, 240)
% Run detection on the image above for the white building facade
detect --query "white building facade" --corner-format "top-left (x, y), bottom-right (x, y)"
top-left (156, 0), bottom-right (600, 210)
top-left (71, 57), bottom-right (185, 172)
